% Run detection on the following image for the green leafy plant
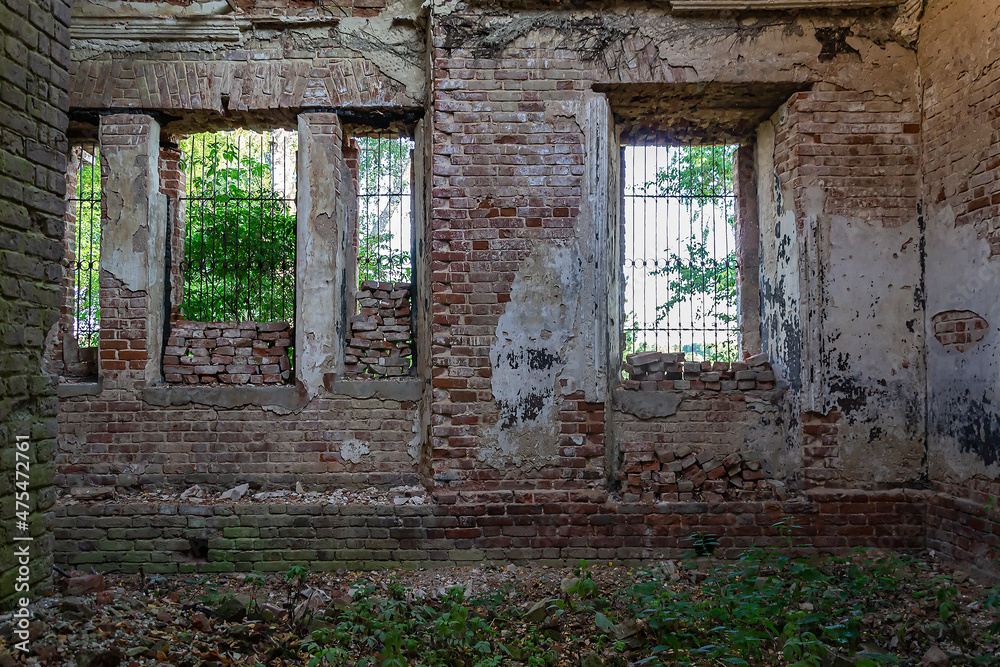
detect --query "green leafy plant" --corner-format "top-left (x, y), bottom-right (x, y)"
top-left (69, 144), bottom-right (102, 347)
top-left (354, 136), bottom-right (414, 284)
top-left (179, 129), bottom-right (297, 324)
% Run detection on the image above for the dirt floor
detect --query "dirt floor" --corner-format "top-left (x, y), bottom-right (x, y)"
top-left (2, 550), bottom-right (999, 667)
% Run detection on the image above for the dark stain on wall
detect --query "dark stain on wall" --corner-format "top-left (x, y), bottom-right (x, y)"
top-left (939, 390), bottom-right (1000, 467)
top-left (497, 391), bottom-right (549, 428)
top-left (506, 348), bottom-right (560, 371)
top-left (814, 27), bottom-right (860, 62)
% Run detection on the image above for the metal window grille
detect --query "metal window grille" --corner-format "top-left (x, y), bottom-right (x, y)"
top-left (622, 144), bottom-right (738, 363)
top-left (68, 143), bottom-right (102, 348)
top-left (179, 129), bottom-right (297, 325)
top-left (355, 135), bottom-right (414, 284)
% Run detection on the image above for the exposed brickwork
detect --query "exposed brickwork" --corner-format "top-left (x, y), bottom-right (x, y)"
top-left (614, 388), bottom-right (783, 500)
top-left (428, 31), bottom-right (588, 493)
top-left (42, 145), bottom-right (79, 378)
top-left (623, 352), bottom-right (775, 392)
top-left (51, 489), bottom-right (929, 574)
top-left (34, 0), bottom-right (1000, 579)
top-left (801, 410), bottom-right (843, 488)
top-left (931, 309), bottom-right (989, 352)
top-left (0, 0), bottom-right (71, 604)
top-left (622, 445), bottom-right (772, 504)
top-left (164, 321), bottom-right (293, 385)
top-left (557, 389), bottom-right (606, 485)
top-left (927, 488), bottom-right (1000, 577)
top-left (56, 395), bottom-right (422, 491)
top-left (346, 281), bottom-right (414, 377)
top-left (922, 1), bottom-right (1000, 255)
top-left (778, 83), bottom-right (921, 229)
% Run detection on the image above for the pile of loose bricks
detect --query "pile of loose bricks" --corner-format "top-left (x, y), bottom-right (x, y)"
top-left (164, 321), bottom-right (292, 385)
top-left (622, 351), bottom-right (775, 391)
top-left (346, 281), bottom-right (413, 377)
top-left (648, 444), bottom-right (771, 503)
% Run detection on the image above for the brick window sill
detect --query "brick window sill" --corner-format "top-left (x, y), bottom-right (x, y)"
top-left (143, 381), bottom-right (309, 411)
top-left (323, 375), bottom-right (424, 401)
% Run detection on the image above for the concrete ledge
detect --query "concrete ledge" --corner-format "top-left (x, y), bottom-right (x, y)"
top-left (612, 387), bottom-right (681, 419)
top-left (323, 375), bottom-right (425, 401)
top-left (58, 380), bottom-right (102, 398)
top-left (143, 381), bottom-right (309, 411)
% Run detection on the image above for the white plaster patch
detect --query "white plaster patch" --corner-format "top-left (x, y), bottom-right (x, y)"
top-left (340, 440), bottom-right (370, 464)
top-left (479, 243), bottom-right (581, 469)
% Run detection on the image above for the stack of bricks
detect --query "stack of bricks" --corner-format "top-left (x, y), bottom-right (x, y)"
top-left (346, 281), bottom-right (413, 377)
top-left (164, 321), bottom-right (292, 385)
top-left (622, 351), bottom-right (775, 391)
top-left (638, 445), bottom-right (771, 503)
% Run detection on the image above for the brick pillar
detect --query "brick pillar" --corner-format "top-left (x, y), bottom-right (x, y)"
top-left (735, 142), bottom-right (761, 358)
top-left (97, 114), bottom-right (166, 391)
top-left (296, 112), bottom-right (356, 395)
top-left (158, 144), bottom-right (185, 321)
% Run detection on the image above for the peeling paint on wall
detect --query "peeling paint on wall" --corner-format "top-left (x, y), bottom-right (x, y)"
top-left (478, 243), bottom-right (581, 470)
top-left (757, 116), bottom-right (802, 391)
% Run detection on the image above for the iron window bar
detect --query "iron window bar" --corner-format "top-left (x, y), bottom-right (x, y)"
top-left (68, 143), bottom-right (102, 348)
top-left (355, 133), bottom-right (415, 285)
top-left (178, 129), bottom-right (297, 326)
top-left (622, 144), bottom-right (739, 364)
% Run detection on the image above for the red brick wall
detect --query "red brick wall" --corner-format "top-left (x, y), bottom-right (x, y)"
top-left (159, 145), bottom-right (186, 321)
top-left (51, 488), bottom-right (929, 573)
top-left (44, 146), bottom-right (78, 377)
top-left (50, 1), bottom-right (1000, 576)
top-left (927, 484), bottom-right (1000, 576)
top-left (57, 395), bottom-right (423, 490)
top-left (346, 281), bottom-right (414, 377)
top-left (428, 29), bottom-right (588, 493)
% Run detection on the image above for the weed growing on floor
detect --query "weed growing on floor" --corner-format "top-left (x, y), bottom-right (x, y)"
top-left (294, 528), bottom-right (1000, 666)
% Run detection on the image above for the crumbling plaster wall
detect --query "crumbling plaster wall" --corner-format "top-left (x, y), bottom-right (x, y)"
top-left (68, 0), bottom-right (426, 122)
top-left (429, 0), bottom-right (925, 492)
top-left (921, 0), bottom-right (1000, 490)
top-left (57, 0), bottom-right (935, 498)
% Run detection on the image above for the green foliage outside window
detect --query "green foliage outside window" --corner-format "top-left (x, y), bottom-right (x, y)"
top-left (355, 136), bottom-right (413, 284)
top-left (179, 130), bottom-right (297, 324)
top-left (71, 146), bottom-right (102, 348)
top-left (624, 144), bottom-right (739, 363)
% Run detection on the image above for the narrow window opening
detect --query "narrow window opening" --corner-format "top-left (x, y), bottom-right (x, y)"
top-left (344, 133), bottom-right (415, 378)
top-left (50, 141), bottom-right (102, 379)
top-left (622, 144), bottom-right (739, 367)
top-left (163, 128), bottom-right (297, 386)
